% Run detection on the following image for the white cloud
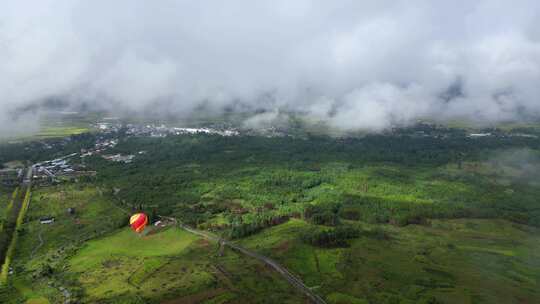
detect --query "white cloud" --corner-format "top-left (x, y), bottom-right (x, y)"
top-left (1, 0), bottom-right (539, 133)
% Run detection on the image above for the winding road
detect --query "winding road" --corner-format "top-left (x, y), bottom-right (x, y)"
top-left (159, 216), bottom-right (327, 304)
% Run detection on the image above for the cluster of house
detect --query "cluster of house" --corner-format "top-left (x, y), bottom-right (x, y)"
top-left (95, 122), bottom-right (122, 133)
top-left (80, 139), bottom-right (118, 158)
top-left (170, 127), bottom-right (239, 136)
top-left (94, 119), bottom-right (247, 140)
top-left (468, 132), bottom-right (538, 138)
top-left (32, 154), bottom-right (95, 184)
top-left (122, 123), bottom-right (240, 137)
top-left (78, 135), bottom-right (139, 165)
top-left (34, 153), bottom-right (78, 175)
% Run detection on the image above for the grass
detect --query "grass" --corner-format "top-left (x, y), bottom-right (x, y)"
top-left (70, 228), bottom-right (197, 270)
top-left (12, 277), bottom-right (51, 304)
top-left (34, 126), bottom-right (90, 138)
top-left (7, 184), bottom-right (307, 303)
top-left (0, 186), bottom-right (31, 284)
top-left (3, 129), bottom-right (540, 303)
top-left (68, 226), bottom-right (306, 303)
top-left (327, 292), bottom-right (368, 304)
top-left (0, 188), bottom-right (17, 231)
top-left (86, 137), bottom-right (540, 302)
top-left (69, 228), bottom-right (310, 303)
top-left (15, 185), bottom-right (126, 264)
top-left (0, 116), bottom-right (93, 142)
top-left (238, 218), bottom-right (540, 304)
top-left (68, 227), bottom-right (198, 300)
top-left (2, 185), bottom-right (126, 302)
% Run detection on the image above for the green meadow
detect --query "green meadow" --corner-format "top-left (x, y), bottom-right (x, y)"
top-left (69, 227), bottom-right (199, 301)
top-left (35, 126), bottom-right (90, 139)
top-left (67, 226), bottom-right (304, 303)
top-left (239, 218), bottom-right (540, 303)
top-left (0, 185), bottom-right (126, 303)
top-left (1, 185), bottom-right (306, 303)
top-left (0, 112), bottom-right (94, 143)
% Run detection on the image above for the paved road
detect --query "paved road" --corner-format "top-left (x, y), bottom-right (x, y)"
top-left (159, 216), bottom-right (327, 304)
top-left (23, 166), bottom-right (33, 184)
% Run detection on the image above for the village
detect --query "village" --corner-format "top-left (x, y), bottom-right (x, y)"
top-left (31, 153), bottom-right (95, 186)
top-left (96, 121), bottom-right (240, 137)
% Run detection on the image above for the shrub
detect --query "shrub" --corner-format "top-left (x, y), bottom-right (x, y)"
top-left (365, 227), bottom-right (390, 240)
top-left (301, 225), bottom-right (360, 248)
top-left (229, 215), bottom-right (290, 239)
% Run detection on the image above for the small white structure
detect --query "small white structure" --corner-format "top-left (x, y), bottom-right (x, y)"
top-left (469, 133), bottom-right (492, 138)
top-left (40, 217), bottom-right (55, 224)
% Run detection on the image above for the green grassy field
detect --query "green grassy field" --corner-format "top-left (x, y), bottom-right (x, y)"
top-left (0, 186), bottom-right (32, 284)
top-left (0, 185), bottom-right (126, 303)
top-left (69, 227), bottom-right (199, 301)
top-left (35, 126), bottom-right (90, 138)
top-left (15, 185), bottom-right (127, 263)
top-left (0, 113), bottom-right (94, 143)
top-left (238, 218), bottom-right (540, 304)
top-left (0, 188), bottom-right (9, 219)
top-left (3, 185), bottom-right (307, 303)
top-left (0, 126), bottom-right (92, 143)
top-left (66, 225), bottom-right (307, 303)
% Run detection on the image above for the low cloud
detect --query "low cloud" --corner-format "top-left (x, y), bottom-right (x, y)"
top-left (489, 149), bottom-right (540, 186)
top-left (0, 111), bottom-right (40, 139)
top-left (1, 0), bottom-right (539, 134)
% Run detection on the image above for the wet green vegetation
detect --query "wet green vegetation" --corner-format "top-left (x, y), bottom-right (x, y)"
top-left (0, 184), bottom-right (307, 303)
top-left (0, 114), bottom-right (94, 143)
top-left (0, 186), bottom-right (127, 303)
top-left (239, 218), bottom-right (540, 304)
top-left (92, 132), bottom-right (540, 230)
top-left (1, 123), bottom-right (539, 303)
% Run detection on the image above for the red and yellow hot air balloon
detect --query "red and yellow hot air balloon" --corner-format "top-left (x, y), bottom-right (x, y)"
top-left (130, 213), bottom-right (148, 233)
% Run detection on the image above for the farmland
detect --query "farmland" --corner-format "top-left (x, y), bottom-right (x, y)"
top-left (0, 114), bottom-right (93, 143)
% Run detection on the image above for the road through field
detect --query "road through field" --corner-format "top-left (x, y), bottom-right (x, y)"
top-left (111, 198), bottom-right (327, 303)
top-left (159, 216), bottom-right (327, 304)
top-left (0, 166), bottom-right (33, 284)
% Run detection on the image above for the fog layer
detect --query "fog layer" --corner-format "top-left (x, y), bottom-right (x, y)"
top-left (1, 1), bottom-right (539, 132)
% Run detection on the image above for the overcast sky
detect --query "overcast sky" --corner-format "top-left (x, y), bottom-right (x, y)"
top-left (1, 0), bottom-right (539, 133)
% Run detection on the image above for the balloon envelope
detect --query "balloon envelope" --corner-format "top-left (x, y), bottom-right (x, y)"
top-left (130, 213), bottom-right (148, 233)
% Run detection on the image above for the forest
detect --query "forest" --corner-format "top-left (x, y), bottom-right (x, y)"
top-left (79, 128), bottom-right (540, 233)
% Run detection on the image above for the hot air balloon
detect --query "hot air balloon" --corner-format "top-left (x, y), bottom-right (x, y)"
top-left (130, 213), bottom-right (148, 233)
